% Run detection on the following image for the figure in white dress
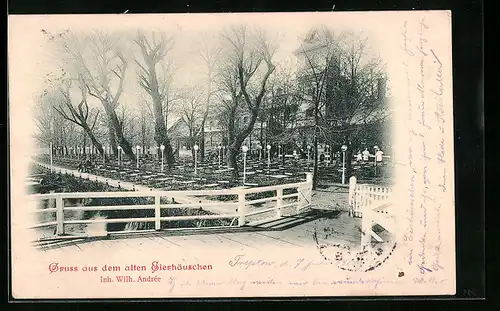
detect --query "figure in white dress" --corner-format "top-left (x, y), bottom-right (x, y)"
top-left (362, 148), bottom-right (370, 161)
top-left (356, 150), bottom-right (363, 162)
top-left (376, 149), bottom-right (384, 162)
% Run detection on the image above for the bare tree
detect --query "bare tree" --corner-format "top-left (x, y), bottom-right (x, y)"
top-left (45, 29), bottom-right (137, 161)
top-left (195, 35), bottom-right (221, 160)
top-left (177, 87), bottom-right (206, 159)
top-left (264, 65), bottom-right (301, 164)
top-left (134, 30), bottom-right (176, 167)
top-left (50, 76), bottom-right (103, 154)
top-left (296, 27), bottom-right (389, 188)
top-left (217, 25), bottom-right (277, 177)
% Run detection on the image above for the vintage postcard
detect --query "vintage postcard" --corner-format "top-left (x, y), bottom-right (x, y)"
top-left (9, 11), bottom-right (455, 298)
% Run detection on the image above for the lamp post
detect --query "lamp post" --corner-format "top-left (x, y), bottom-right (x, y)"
top-left (341, 145), bottom-right (348, 184)
top-left (193, 144), bottom-right (199, 174)
top-left (218, 144), bottom-right (222, 168)
top-left (136, 145), bottom-right (141, 168)
top-left (49, 142), bottom-right (53, 172)
top-left (258, 145), bottom-right (262, 161)
top-left (266, 144), bottom-right (271, 169)
top-left (278, 145), bottom-right (281, 158)
top-left (160, 144), bottom-right (165, 172)
top-left (242, 145), bottom-right (248, 185)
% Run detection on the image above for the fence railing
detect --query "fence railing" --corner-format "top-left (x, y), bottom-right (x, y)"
top-left (347, 176), bottom-right (395, 245)
top-left (348, 176), bottom-right (393, 218)
top-left (28, 173), bottom-right (313, 240)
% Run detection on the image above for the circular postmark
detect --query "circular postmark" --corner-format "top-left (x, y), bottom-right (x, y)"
top-left (312, 216), bottom-right (397, 273)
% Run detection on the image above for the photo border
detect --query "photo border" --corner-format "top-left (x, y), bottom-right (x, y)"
top-left (6, 0), bottom-right (484, 304)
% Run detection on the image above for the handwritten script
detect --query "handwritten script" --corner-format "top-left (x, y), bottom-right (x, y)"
top-left (401, 16), bottom-right (448, 275)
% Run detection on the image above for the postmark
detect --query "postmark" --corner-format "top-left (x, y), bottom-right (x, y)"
top-left (312, 219), bottom-right (397, 273)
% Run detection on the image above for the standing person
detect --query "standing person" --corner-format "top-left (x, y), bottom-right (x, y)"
top-left (362, 148), bottom-right (370, 162)
top-left (356, 150), bottom-right (363, 162)
top-left (376, 148), bottom-right (384, 163)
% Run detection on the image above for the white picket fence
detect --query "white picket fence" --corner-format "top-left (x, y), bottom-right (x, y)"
top-left (347, 176), bottom-right (395, 244)
top-left (29, 174), bottom-right (313, 240)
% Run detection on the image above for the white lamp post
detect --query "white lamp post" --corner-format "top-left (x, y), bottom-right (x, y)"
top-left (258, 145), bottom-right (262, 161)
top-left (160, 144), bottom-right (165, 172)
top-left (242, 145), bottom-right (248, 185)
top-left (136, 145), bottom-right (141, 168)
top-left (49, 142), bottom-right (53, 172)
top-left (278, 145), bottom-right (281, 158)
top-left (218, 144), bottom-right (222, 168)
top-left (193, 144), bottom-right (199, 174)
top-left (266, 144), bottom-right (271, 170)
top-left (341, 145), bottom-right (348, 184)
top-left (117, 146), bottom-right (122, 166)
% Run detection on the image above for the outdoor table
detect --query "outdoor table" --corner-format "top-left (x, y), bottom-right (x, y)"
top-left (244, 183), bottom-right (259, 186)
top-left (231, 186), bottom-right (248, 190)
top-left (156, 177), bottom-right (172, 181)
top-left (270, 175), bottom-right (288, 179)
top-left (202, 183), bottom-right (219, 188)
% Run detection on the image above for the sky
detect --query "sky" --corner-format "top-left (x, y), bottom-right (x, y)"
top-left (8, 11), bottom-right (452, 147)
top-left (8, 12), bottom-right (393, 116)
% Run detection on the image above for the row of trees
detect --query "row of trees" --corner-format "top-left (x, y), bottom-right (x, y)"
top-left (35, 25), bottom-right (390, 188)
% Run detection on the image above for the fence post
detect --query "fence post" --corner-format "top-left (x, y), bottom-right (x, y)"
top-left (276, 188), bottom-right (283, 218)
top-left (348, 176), bottom-right (357, 217)
top-left (155, 195), bottom-right (161, 230)
top-left (361, 208), bottom-right (372, 247)
top-left (56, 196), bottom-right (64, 235)
top-left (238, 192), bottom-right (246, 227)
top-left (305, 173), bottom-right (313, 204)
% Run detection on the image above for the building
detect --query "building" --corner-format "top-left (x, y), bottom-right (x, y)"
top-left (292, 28), bottom-right (394, 154)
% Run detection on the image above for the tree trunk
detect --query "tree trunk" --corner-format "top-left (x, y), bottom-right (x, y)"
top-left (313, 134), bottom-right (319, 190)
top-left (149, 70), bottom-right (175, 168)
top-left (312, 96), bottom-right (320, 190)
top-left (82, 130), bottom-right (87, 155)
top-left (102, 101), bottom-right (136, 161)
top-left (108, 124), bottom-right (117, 155)
top-left (200, 125), bottom-right (206, 161)
top-left (82, 124), bottom-right (104, 155)
top-left (227, 144), bottom-right (239, 178)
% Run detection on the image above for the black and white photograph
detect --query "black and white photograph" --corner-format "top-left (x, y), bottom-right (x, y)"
top-left (9, 11), bottom-right (455, 298)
